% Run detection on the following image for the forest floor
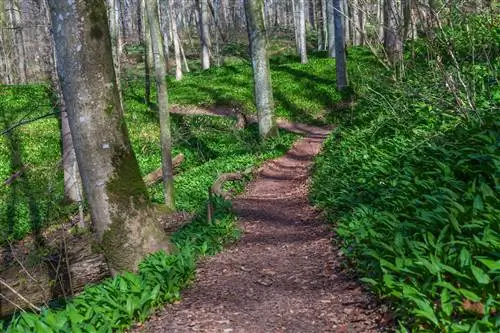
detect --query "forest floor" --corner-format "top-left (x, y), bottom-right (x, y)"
top-left (132, 108), bottom-right (389, 332)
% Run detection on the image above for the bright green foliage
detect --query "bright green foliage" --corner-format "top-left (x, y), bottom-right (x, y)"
top-left (0, 85), bottom-right (68, 242)
top-left (0, 84), bottom-right (297, 243)
top-left (312, 16), bottom-right (499, 332)
top-left (126, 52), bottom-right (341, 124)
top-left (3, 199), bottom-right (238, 332)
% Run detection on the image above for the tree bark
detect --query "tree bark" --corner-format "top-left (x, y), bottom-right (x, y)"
top-left (47, 0), bottom-right (172, 274)
top-left (384, 0), bottom-right (402, 65)
top-left (196, 0), bottom-right (211, 70)
top-left (145, 0), bottom-right (176, 211)
top-left (168, 0), bottom-right (183, 80)
top-left (326, 0), bottom-right (335, 57)
top-left (244, 0), bottom-right (277, 139)
top-left (333, 0), bottom-right (348, 89)
top-left (7, 0), bottom-right (26, 83)
top-left (141, 0), bottom-right (153, 106)
top-left (298, 0), bottom-right (308, 63)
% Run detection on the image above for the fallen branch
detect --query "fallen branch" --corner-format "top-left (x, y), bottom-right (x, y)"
top-left (207, 168), bottom-right (253, 223)
top-left (143, 153), bottom-right (184, 186)
top-left (3, 164), bottom-right (29, 186)
top-left (211, 172), bottom-right (245, 198)
top-left (0, 278), bottom-right (41, 312)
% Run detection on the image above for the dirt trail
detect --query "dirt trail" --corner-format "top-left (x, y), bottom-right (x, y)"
top-left (135, 108), bottom-right (386, 332)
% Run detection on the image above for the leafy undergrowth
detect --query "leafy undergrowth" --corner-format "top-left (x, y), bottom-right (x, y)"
top-left (312, 16), bottom-right (499, 332)
top-left (0, 85), bottom-right (297, 243)
top-left (3, 198), bottom-right (239, 332)
top-left (125, 50), bottom-right (341, 125)
top-left (0, 85), bottom-right (68, 242)
top-left (1, 60), bottom-right (298, 332)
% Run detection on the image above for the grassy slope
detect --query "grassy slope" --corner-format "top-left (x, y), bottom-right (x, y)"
top-left (310, 20), bottom-right (499, 332)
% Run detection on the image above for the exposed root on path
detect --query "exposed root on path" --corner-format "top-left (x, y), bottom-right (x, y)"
top-left (133, 114), bottom-right (388, 332)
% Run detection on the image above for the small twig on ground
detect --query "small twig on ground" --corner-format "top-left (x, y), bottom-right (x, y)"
top-left (0, 278), bottom-right (41, 312)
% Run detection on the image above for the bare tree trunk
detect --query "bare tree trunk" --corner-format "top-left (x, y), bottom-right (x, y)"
top-left (318, 0), bottom-right (327, 51)
top-left (168, 0), bottom-right (183, 80)
top-left (145, 0), bottom-right (176, 211)
top-left (309, 0), bottom-right (316, 30)
top-left (298, 0), bottom-right (308, 63)
top-left (197, 0), bottom-right (211, 70)
top-left (244, 0), bottom-right (277, 138)
top-left (342, 0), bottom-right (349, 45)
top-left (7, 0), bottom-right (26, 83)
top-left (292, 0), bottom-right (299, 54)
top-left (326, 0), bottom-right (335, 57)
top-left (377, 0), bottom-right (384, 41)
top-left (333, 0), bottom-right (348, 89)
top-left (44, 0), bottom-right (85, 225)
top-left (351, 0), bottom-right (360, 45)
top-left (0, 0), bottom-right (13, 84)
top-left (47, 0), bottom-right (172, 274)
top-left (384, 0), bottom-right (402, 65)
top-left (107, 0), bottom-right (122, 79)
top-left (141, 0), bottom-right (153, 106)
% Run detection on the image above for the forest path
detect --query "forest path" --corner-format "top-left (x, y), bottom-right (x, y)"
top-left (134, 107), bottom-right (386, 332)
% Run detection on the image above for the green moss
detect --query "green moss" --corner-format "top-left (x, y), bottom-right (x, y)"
top-left (101, 214), bottom-right (134, 273)
top-left (106, 146), bottom-right (148, 208)
top-left (105, 103), bottom-right (114, 115)
top-left (87, 0), bottom-right (108, 40)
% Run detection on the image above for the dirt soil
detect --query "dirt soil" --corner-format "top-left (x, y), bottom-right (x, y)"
top-left (133, 110), bottom-right (389, 332)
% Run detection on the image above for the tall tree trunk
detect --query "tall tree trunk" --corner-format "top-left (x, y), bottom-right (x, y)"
top-left (326, 0), bottom-right (335, 57)
top-left (309, 0), bottom-right (316, 29)
top-left (318, 0), bottom-right (327, 51)
top-left (7, 0), bottom-right (26, 83)
top-left (351, 0), bottom-right (360, 45)
top-left (107, 0), bottom-right (122, 79)
top-left (377, 0), bottom-right (384, 41)
top-left (333, 0), bottom-right (348, 89)
top-left (168, 0), bottom-right (183, 80)
top-left (141, 0), bottom-right (153, 105)
top-left (298, 0), bottom-right (308, 63)
top-left (44, 0), bottom-right (85, 222)
top-left (292, 0), bottom-right (299, 54)
top-left (197, 0), bottom-right (211, 70)
top-left (0, 0), bottom-right (13, 84)
top-left (384, 0), bottom-right (402, 65)
top-left (47, 0), bottom-right (172, 274)
top-left (244, 0), bottom-right (277, 139)
top-left (145, 0), bottom-right (176, 211)
top-left (342, 0), bottom-right (349, 45)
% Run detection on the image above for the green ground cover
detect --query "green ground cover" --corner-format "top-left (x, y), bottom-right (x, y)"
top-left (311, 16), bottom-right (499, 332)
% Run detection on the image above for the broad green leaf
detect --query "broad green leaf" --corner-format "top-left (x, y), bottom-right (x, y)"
top-left (459, 248), bottom-right (471, 267)
top-left (477, 258), bottom-right (500, 271)
top-left (440, 288), bottom-right (453, 317)
top-left (471, 265), bottom-right (491, 284)
top-left (459, 288), bottom-right (481, 302)
top-left (413, 298), bottom-right (439, 326)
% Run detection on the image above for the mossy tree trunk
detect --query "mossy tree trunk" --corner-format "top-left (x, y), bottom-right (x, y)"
top-left (145, 0), bottom-right (176, 211)
top-left (47, 0), bottom-right (172, 274)
top-left (333, 0), bottom-right (348, 90)
top-left (244, 0), bottom-right (277, 139)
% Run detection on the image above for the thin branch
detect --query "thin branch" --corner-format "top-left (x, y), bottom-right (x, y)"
top-left (0, 278), bottom-right (41, 312)
top-left (0, 292), bottom-right (26, 313)
top-left (1, 111), bottom-right (60, 136)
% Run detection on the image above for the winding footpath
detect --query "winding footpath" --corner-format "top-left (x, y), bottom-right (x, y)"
top-left (134, 107), bottom-right (388, 332)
